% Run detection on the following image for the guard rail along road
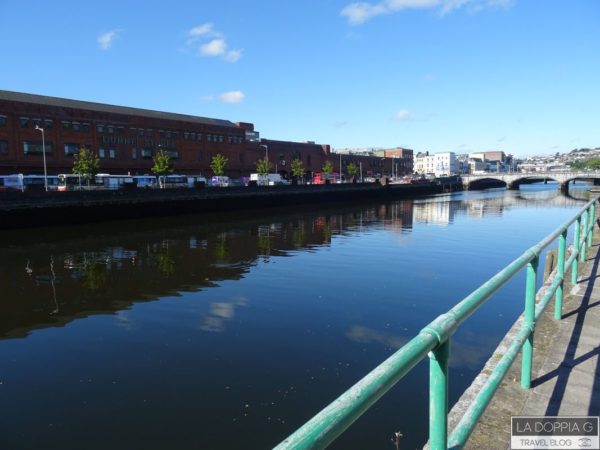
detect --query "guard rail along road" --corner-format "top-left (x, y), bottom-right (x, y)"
top-left (273, 196), bottom-right (599, 450)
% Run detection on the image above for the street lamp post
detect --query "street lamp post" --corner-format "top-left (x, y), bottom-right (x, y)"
top-left (34, 125), bottom-right (48, 191)
top-left (259, 144), bottom-right (269, 170)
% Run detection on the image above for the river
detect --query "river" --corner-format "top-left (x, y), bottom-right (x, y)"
top-left (0, 184), bottom-right (592, 449)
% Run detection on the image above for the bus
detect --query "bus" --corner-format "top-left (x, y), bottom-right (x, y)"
top-left (133, 175), bottom-right (158, 189)
top-left (0, 174), bottom-right (59, 192)
top-left (94, 174), bottom-right (136, 190)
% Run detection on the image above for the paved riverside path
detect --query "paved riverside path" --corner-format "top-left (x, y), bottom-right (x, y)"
top-left (456, 228), bottom-right (600, 450)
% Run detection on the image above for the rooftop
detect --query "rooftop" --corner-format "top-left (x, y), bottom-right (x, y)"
top-left (0, 90), bottom-right (238, 129)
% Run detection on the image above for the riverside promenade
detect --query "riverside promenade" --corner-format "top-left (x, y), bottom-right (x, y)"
top-left (456, 223), bottom-right (600, 449)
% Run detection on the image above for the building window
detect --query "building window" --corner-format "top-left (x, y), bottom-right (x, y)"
top-left (159, 130), bottom-right (165, 138)
top-left (97, 124), bottom-right (104, 133)
top-left (166, 150), bottom-right (179, 159)
top-left (61, 121), bottom-right (71, 131)
top-left (43, 119), bottom-right (52, 129)
top-left (99, 147), bottom-right (106, 159)
top-left (117, 126), bottom-right (125, 135)
top-left (132, 148), bottom-right (137, 159)
top-left (20, 117), bottom-right (29, 128)
top-left (64, 143), bottom-right (80, 157)
top-left (72, 122), bottom-right (80, 132)
top-left (0, 115), bottom-right (7, 127)
top-left (0, 140), bottom-right (8, 156)
top-left (82, 123), bottom-right (91, 133)
top-left (23, 141), bottom-right (53, 155)
top-left (141, 148), bottom-right (153, 159)
top-left (109, 148), bottom-right (116, 159)
top-left (33, 118), bottom-right (42, 128)
top-left (107, 125), bottom-right (114, 134)
top-left (218, 135), bottom-right (224, 143)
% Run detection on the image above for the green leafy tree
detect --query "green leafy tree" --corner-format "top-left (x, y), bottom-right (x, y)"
top-left (347, 162), bottom-right (359, 181)
top-left (72, 147), bottom-right (100, 187)
top-left (210, 153), bottom-right (228, 176)
top-left (291, 158), bottom-right (304, 180)
top-left (256, 157), bottom-right (271, 176)
top-left (152, 149), bottom-right (174, 188)
top-left (322, 160), bottom-right (334, 173)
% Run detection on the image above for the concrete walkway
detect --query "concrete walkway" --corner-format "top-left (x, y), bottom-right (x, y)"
top-left (521, 244), bottom-right (600, 419)
top-left (456, 232), bottom-right (600, 449)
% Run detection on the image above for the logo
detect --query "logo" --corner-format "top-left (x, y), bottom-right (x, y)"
top-left (511, 416), bottom-right (599, 449)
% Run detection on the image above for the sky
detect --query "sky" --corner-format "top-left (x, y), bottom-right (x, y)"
top-left (1, 0), bottom-right (598, 158)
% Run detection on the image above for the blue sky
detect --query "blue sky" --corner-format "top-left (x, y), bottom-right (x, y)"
top-left (1, 0), bottom-right (598, 157)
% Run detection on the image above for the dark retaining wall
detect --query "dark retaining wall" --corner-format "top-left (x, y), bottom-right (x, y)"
top-left (0, 182), bottom-right (456, 229)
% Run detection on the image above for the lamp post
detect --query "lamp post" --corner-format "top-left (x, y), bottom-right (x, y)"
top-left (34, 125), bottom-right (48, 191)
top-left (259, 144), bottom-right (269, 172)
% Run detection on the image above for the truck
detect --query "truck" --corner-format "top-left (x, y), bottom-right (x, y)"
top-left (249, 173), bottom-right (288, 186)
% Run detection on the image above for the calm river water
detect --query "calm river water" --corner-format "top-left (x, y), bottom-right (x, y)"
top-left (0, 184), bottom-right (592, 449)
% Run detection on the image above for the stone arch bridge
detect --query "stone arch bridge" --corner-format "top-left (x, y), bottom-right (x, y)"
top-left (461, 172), bottom-right (600, 192)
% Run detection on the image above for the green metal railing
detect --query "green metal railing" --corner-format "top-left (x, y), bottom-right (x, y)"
top-left (274, 196), bottom-right (598, 450)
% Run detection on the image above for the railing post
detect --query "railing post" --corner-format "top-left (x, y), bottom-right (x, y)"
top-left (580, 210), bottom-right (588, 263)
top-left (554, 231), bottom-right (567, 320)
top-left (429, 339), bottom-right (450, 450)
top-left (521, 256), bottom-right (538, 389)
top-left (588, 202), bottom-right (595, 249)
top-left (572, 216), bottom-right (581, 285)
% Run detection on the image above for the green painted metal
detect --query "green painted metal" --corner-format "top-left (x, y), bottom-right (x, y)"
top-left (572, 216), bottom-right (581, 284)
top-left (429, 339), bottom-right (450, 450)
top-left (448, 325), bottom-right (532, 449)
top-left (521, 257), bottom-right (538, 390)
top-left (554, 231), bottom-right (567, 320)
top-left (591, 204), bottom-right (596, 244)
top-left (581, 210), bottom-right (588, 262)
top-left (273, 197), bottom-right (599, 450)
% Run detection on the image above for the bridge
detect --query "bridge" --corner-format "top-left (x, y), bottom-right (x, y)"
top-left (461, 171), bottom-right (600, 192)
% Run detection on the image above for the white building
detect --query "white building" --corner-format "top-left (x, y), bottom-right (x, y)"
top-left (415, 151), bottom-right (458, 176)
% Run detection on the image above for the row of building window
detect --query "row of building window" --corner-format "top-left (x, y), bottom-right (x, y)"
top-left (0, 140), bottom-right (314, 168)
top-left (10, 116), bottom-right (245, 145)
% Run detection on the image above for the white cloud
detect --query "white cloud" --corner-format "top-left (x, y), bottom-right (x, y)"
top-left (200, 39), bottom-right (227, 56)
top-left (188, 23), bottom-right (219, 38)
top-left (224, 49), bottom-right (243, 62)
top-left (341, 0), bottom-right (512, 24)
top-left (219, 90), bottom-right (245, 104)
top-left (186, 23), bottom-right (242, 63)
top-left (394, 109), bottom-right (416, 121)
top-left (97, 30), bottom-right (120, 50)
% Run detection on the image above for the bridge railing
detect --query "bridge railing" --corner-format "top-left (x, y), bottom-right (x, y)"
top-left (273, 196), bottom-right (598, 450)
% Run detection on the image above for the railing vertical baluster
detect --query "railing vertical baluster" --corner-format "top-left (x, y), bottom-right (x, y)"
top-left (572, 216), bottom-right (581, 285)
top-left (554, 231), bottom-right (567, 320)
top-left (580, 211), bottom-right (588, 263)
top-left (521, 256), bottom-right (538, 389)
top-left (429, 339), bottom-right (450, 450)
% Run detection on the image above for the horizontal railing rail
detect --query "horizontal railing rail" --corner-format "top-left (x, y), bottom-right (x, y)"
top-left (274, 196), bottom-right (598, 450)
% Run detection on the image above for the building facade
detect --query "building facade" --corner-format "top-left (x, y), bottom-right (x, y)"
top-left (414, 151), bottom-right (458, 176)
top-left (0, 90), bottom-right (329, 178)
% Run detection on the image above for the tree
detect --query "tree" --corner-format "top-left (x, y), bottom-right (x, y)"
top-left (72, 147), bottom-right (100, 187)
top-left (210, 153), bottom-right (228, 176)
top-left (291, 158), bottom-right (304, 183)
top-left (322, 160), bottom-right (334, 173)
top-left (256, 157), bottom-right (271, 176)
top-left (152, 149), bottom-right (174, 188)
top-left (347, 162), bottom-right (359, 181)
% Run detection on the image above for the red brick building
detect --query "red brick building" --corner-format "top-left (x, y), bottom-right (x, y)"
top-left (0, 90), bottom-right (329, 178)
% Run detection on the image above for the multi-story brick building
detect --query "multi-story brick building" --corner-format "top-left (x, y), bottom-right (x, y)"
top-left (0, 90), bottom-right (329, 179)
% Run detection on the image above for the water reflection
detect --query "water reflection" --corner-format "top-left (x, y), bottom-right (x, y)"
top-left (0, 185), bottom-right (590, 450)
